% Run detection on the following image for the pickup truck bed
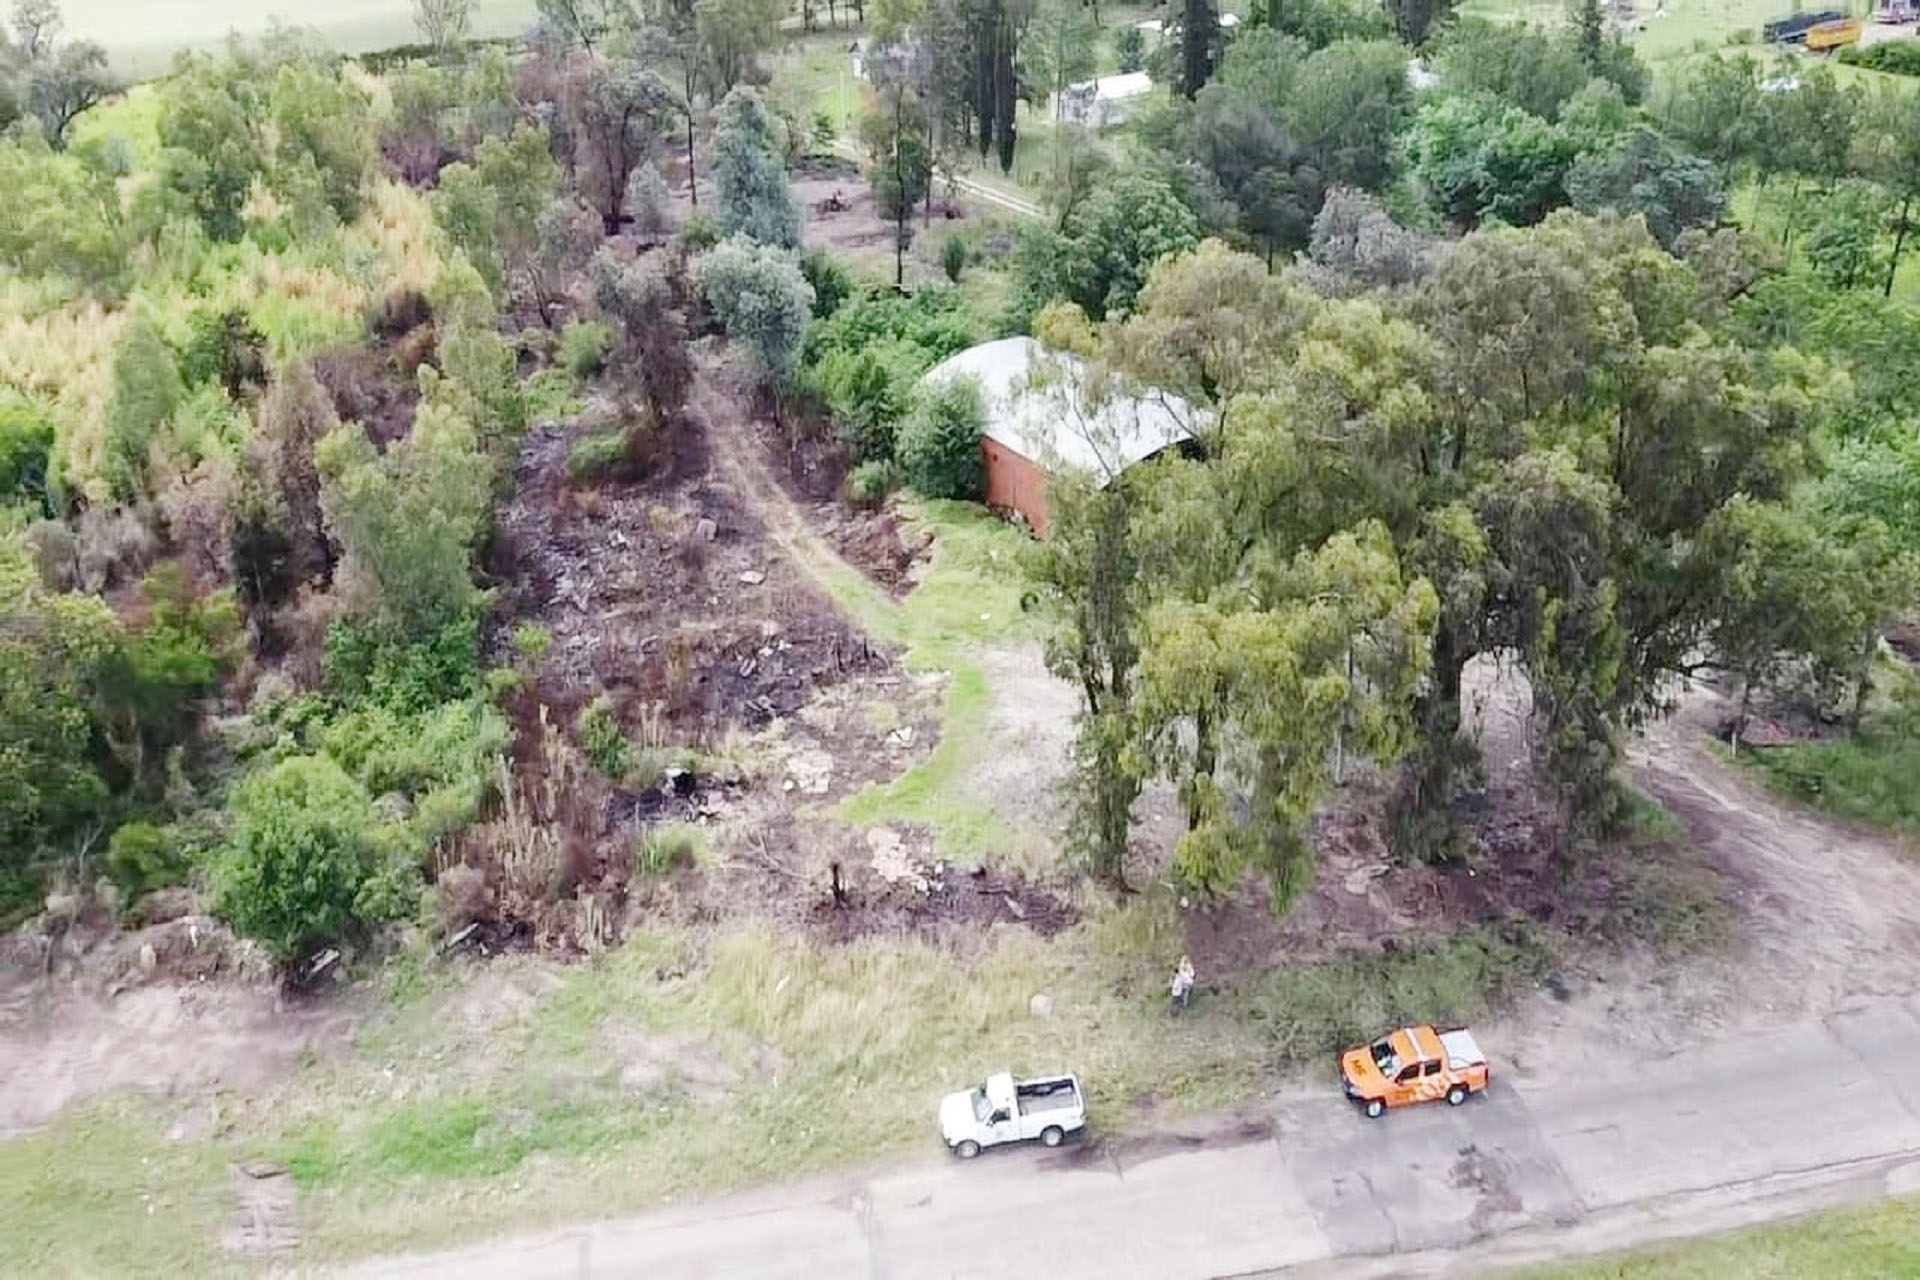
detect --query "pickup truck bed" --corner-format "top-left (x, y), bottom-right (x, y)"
top-left (1015, 1077), bottom-right (1081, 1116)
top-left (1439, 1029), bottom-right (1485, 1070)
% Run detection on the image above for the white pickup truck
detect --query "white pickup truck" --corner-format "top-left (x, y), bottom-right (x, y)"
top-left (939, 1072), bottom-right (1086, 1158)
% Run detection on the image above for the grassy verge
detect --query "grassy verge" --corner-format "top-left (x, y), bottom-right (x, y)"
top-left (1725, 665), bottom-right (1920, 841)
top-left (1734, 719), bottom-right (1920, 841)
top-left (0, 1101), bottom-right (237, 1278)
top-left (8, 896), bottom-right (1563, 1271)
top-left (1528, 1195), bottom-right (1920, 1278)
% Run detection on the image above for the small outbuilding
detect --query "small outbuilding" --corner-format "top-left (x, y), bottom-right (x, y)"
top-left (920, 337), bottom-right (1201, 538)
top-left (1053, 71), bottom-right (1156, 130)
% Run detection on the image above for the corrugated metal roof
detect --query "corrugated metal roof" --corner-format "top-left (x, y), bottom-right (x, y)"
top-left (920, 337), bottom-right (1200, 488)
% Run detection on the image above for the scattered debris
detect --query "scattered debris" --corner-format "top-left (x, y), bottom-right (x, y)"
top-left (868, 827), bottom-right (932, 895)
top-left (222, 1162), bottom-right (298, 1256)
top-left (786, 748), bottom-right (835, 796)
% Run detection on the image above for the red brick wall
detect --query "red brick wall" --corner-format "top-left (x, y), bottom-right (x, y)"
top-left (982, 438), bottom-right (1054, 538)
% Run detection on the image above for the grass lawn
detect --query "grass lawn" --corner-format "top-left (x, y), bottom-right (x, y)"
top-left (61, 0), bottom-right (540, 77)
top-left (1529, 1195), bottom-right (1920, 1278)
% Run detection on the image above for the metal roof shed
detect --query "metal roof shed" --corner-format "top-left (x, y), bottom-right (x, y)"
top-left (920, 337), bottom-right (1201, 537)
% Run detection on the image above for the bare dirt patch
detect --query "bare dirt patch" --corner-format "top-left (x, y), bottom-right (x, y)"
top-left (0, 916), bottom-right (354, 1135)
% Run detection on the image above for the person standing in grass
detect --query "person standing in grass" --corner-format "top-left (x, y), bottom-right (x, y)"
top-left (1170, 955), bottom-right (1195, 1014)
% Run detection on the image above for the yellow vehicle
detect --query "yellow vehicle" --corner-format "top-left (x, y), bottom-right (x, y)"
top-left (1806, 17), bottom-right (1863, 51)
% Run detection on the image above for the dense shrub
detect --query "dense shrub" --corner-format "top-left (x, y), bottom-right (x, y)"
top-left (106, 821), bottom-right (186, 895)
top-left (813, 340), bottom-right (925, 462)
top-left (802, 285), bottom-right (980, 368)
top-left (559, 319), bottom-right (614, 380)
top-left (1840, 40), bottom-right (1920, 76)
top-left (636, 823), bottom-right (703, 876)
top-left (324, 614), bottom-right (483, 714)
top-left (845, 459), bottom-right (901, 507)
top-left (898, 376), bottom-right (987, 500)
top-left (567, 429), bottom-right (629, 482)
top-left (0, 390), bottom-right (56, 514)
top-left (800, 248), bottom-right (853, 318)
top-left (577, 693), bottom-right (630, 778)
top-left (208, 754), bottom-right (410, 964)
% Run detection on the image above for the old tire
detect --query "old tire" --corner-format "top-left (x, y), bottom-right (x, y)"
top-left (1447, 1085), bottom-right (1468, 1107)
top-left (1364, 1098), bottom-right (1386, 1120)
top-left (1040, 1126), bottom-right (1065, 1148)
top-left (955, 1140), bottom-right (981, 1159)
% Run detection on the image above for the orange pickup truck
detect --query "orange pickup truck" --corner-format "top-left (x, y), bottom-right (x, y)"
top-left (1340, 1024), bottom-right (1489, 1119)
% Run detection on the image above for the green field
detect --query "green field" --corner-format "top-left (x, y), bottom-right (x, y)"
top-left (1532, 1195), bottom-right (1920, 1278)
top-left (59, 0), bottom-right (539, 76)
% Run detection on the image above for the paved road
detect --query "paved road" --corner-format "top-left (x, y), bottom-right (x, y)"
top-left (345, 995), bottom-right (1920, 1280)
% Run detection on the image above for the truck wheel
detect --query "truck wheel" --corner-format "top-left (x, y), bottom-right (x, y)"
top-left (1040, 1126), bottom-right (1064, 1148)
top-left (1364, 1098), bottom-right (1386, 1119)
top-left (956, 1140), bottom-right (981, 1159)
top-left (1446, 1085), bottom-right (1468, 1106)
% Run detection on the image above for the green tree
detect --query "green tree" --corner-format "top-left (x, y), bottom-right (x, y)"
top-left (1766, 66), bottom-right (1859, 252)
top-left (269, 58), bottom-right (378, 224)
top-left (20, 38), bottom-right (113, 150)
top-left (1287, 38), bottom-right (1414, 191)
top-left (1383, 0), bottom-right (1455, 44)
top-left (1573, 0), bottom-right (1602, 71)
top-left (570, 55), bottom-right (678, 234)
top-left (0, 134), bottom-right (125, 290)
top-left (1264, 0), bottom-right (1390, 48)
top-left (1136, 522), bottom-right (1436, 902)
top-left (1566, 125), bottom-right (1724, 249)
top-left (1435, 21), bottom-right (1591, 120)
top-left (102, 322), bottom-right (185, 502)
top-left (1026, 0), bottom-right (1097, 114)
top-left (1180, 0), bottom-right (1216, 98)
top-left (1016, 170), bottom-right (1201, 321)
top-left (697, 236), bottom-right (815, 381)
top-left (431, 161), bottom-right (502, 295)
top-left (1041, 475), bottom-right (1145, 885)
top-left (1406, 93), bottom-right (1574, 229)
top-left (316, 403), bottom-right (493, 642)
top-left (897, 373), bottom-right (985, 498)
top-left (1804, 180), bottom-right (1890, 291)
top-left (1700, 497), bottom-right (1886, 736)
top-left (1858, 83), bottom-right (1920, 296)
top-left (1666, 51), bottom-right (1764, 174)
top-left (712, 86), bottom-right (802, 248)
top-left (0, 533), bottom-right (120, 871)
top-left (590, 248), bottom-right (693, 425)
top-left (860, 84), bottom-right (932, 286)
top-left (696, 0), bottom-right (785, 94)
top-left (209, 754), bottom-right (407, 964)
top-left (535, 0), bottom-right (635, 53)
top-left (155, 54), bottom-right (268, 243)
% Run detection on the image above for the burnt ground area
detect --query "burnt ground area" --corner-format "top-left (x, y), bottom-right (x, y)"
top-left (470, 340), bottom-right (1072, 953)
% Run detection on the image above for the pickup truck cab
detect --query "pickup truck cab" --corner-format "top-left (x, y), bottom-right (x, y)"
top-left (939, 1072), bottom-right (1086, 1158)
top-left (1340, 1024), bottom-right (1488, 1119)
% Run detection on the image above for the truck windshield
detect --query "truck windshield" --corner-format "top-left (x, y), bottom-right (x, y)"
top-left (1370, 1040), bottom-right (1400, 1075)
top-left (972, 1089), bottom-right (992, 1123)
